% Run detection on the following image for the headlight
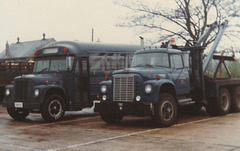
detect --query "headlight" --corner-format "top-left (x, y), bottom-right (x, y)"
top-left (136, 96), bottom-right (141, 101)
top-left (5, 89), bottom-right (10, 96)
top-left (102, 95), bottom-right (107, 101)
top-left (145, 84), bottom-right (152, 94)
top-left (100, 85), bottom-right (107, 93)
top-left (34, 89), bottom-right (40, 97)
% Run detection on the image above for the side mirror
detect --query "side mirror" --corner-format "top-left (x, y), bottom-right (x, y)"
top-left (66, 56), bottom-right (74, 71)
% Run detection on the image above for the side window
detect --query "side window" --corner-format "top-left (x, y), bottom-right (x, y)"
top-left (106, 53), bottom-right (117, 70)
top-left (128, 53), bottom-right (134, 67)
top-left (171, 54), bottom-right (183, 69)
top-left (75, 60), bottom-right (80, 73)
top-left (118, 54), bottom-right (127, 69)
top-left (89, 53), bottom-right (105, 71)
top-left (182, 52), bottom-right (189, 68)
top-left (82, 58), bottom-right (88, 74)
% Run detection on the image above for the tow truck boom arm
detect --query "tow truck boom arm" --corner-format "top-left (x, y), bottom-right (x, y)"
top-left (202, 20), bottom-right (228, 74)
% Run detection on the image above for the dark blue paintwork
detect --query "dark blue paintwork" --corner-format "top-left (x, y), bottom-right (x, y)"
top-left (96, 47), bottom-right (191, 115)
top-left (2, 41), bottom-right (140, 113)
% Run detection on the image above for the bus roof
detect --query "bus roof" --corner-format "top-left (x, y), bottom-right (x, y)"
top-left (35, 41), bottom-right (140, 57)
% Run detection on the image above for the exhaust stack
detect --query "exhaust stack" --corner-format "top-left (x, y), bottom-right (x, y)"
top-left (140, 36), bottom-right (144, 49)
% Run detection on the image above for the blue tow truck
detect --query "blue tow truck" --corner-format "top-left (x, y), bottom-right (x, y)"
top-left (94, 21), bottom-right (239, 127)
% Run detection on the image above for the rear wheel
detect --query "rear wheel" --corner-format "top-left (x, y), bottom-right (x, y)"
top-left (154, 93), bottom-right (177, 127)
top-left (214, 88), bottom-right (231, 115)
top-left (231, 87), bottom-right (240, 112)
top-left (41, 94), bottom-right (65, 122)
top-left (100, 112), bottom-right (124, 124)
top-left (7, 108), bottom-right (29, 120)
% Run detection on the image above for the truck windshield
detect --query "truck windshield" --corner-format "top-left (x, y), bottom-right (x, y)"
top-left (131, 53), bottom-right (169, 68)
top-left (33, 57), bottom-right (70, 72)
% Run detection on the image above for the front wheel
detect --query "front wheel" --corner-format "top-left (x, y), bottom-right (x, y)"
top-left (154, 93), bottom-right (177, 127)
top-left (100, 112), bottom-right (124, 124)
top-left (41, 94), bottom-right (65, 122)
top-left (7, 108), bottom-right (29, 120)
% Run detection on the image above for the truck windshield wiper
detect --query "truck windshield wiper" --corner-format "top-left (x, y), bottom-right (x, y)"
top-left (155, 65), bottom-right (168, 68)
top-left (134, 64), bottom-right (154, 67)
top-left (39, 68), bottom-right (48, 73)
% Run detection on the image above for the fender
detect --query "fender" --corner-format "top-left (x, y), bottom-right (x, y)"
top-left (143, 79), bottom-right (177, 102)
top-left (34, 85), bottom-right (67, 104)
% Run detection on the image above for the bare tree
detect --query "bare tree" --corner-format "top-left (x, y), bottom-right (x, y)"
top-left (116, 0), bottom-right (240, 47)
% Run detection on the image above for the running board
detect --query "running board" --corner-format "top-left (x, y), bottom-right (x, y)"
top-left (178, 98), bottom-right (195, 106)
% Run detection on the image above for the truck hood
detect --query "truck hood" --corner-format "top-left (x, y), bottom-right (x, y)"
top-left (113, 67), bottom-right (169, 80)
top-left (15, 73), bottom-right (61, 85)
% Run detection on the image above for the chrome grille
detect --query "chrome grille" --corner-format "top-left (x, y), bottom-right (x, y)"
top-left (113, 75), bottom-right (134, 102)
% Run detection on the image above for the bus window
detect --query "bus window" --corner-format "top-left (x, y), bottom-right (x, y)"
top-left (82, 58), bottom-right (88, 74)
top-left (34, 59), bottom-right (49, 72)
top-left (128, 54), bottom-right (134, 67)
top-left (50, 58), bottom-right (67, 71)
top-left (106, 53), bottom-right (117, 70)
top-left (118, 54), bottom-right (127, 69)
top-left (89, 53), bottom-right (105, 71)
top-left (75, 60), bottom-right (80, 73)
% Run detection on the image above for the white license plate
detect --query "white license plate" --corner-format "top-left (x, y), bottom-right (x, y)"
top-left (14, 102), bottom-right (23, 108)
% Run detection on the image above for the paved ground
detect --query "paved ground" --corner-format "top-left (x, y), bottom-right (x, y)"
top-left (0, 105), bottom-right (240, 151)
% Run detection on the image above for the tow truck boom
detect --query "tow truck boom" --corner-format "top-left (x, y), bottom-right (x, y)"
top-left (202, 20), bottom-right (228, 73)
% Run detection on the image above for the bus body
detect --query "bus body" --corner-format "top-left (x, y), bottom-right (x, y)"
top-left (2, 41), bottom-right (139, 122)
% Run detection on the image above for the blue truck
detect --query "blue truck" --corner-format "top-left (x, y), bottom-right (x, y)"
top-left (94, 21), bottom-right (239, 127)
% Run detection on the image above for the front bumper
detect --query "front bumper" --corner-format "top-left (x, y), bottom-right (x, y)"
top-left (94, 101), bottom-right (153, 116)
top-left (2, 100), bottom-right (41, 109)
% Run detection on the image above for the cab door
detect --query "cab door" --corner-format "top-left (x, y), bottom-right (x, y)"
top-left (75, 57), bottom-right (90, 109)
top-left (170, 54), bottom-right (190, 95)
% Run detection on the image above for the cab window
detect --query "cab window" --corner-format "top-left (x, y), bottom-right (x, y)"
top-left (170, 54), bottom-right (183, 69)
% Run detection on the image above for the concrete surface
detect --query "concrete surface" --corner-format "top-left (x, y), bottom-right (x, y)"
top-left (0, 106), bottom-right (240, 151)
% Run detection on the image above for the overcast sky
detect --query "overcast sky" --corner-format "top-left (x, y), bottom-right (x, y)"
top-left (0, 0), bottom-right (139, 52)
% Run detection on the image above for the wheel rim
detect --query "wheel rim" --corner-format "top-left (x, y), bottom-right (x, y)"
top-left (160, 100), bottom-right (174, 121)
top-left (221, 94), bottom-right (229, 111)
top-left (48, 100), bottom-right (63, 119)
top-left (14, 108), bottom-right (25, 114)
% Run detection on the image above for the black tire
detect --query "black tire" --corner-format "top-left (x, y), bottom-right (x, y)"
top-left (7, 108), bottom-right (29, 120)
top-left (214, 88), bottom-right (231, 116)
top-left (154, 93), bottom-right (177, 127)
top-left (100, 112), bottom-right (124, 124)
top-left (41, 94), bottom-right (65, 122)
top-left (231, 87), bottom-right (240, 112)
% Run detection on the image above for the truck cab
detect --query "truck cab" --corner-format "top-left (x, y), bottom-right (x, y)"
top-left (95, 47), bottom-right (191, 126)
top-left (3, 46), bottom-right (78, 122)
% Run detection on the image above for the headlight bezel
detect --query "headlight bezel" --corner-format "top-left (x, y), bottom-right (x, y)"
top-left (100, 84), bottom-right (107, 93)
top-left (144, 84), bottom-right (153, 94)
